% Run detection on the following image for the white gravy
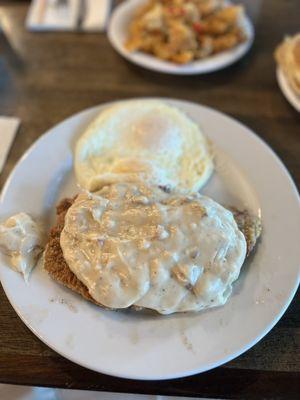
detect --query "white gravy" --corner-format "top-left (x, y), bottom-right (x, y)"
top-left (60, 184), bottom-right (246, 314)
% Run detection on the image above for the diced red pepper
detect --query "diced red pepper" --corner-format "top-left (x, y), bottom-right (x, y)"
top-left (168, 6), bottom-right (185, 17)
top-left (193, 21), bottom-right (204, 34)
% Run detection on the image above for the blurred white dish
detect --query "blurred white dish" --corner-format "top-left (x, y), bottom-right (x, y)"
top-left (277, 67), bottom-right (300, 112)
top-left (0, 99), bottom-right (299, 380)
top-left (108, 0), bottom-right (254, 75)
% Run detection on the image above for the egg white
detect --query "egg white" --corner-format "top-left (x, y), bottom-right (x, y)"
top-left (75, 100), bottom-right (214, 192)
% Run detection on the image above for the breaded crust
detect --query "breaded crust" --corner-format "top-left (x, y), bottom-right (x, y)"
top-left (230, 207), bottom-right (262, 256)
top-left (44, 198), bottom-right (98, 305)
top-left (44, 198), bottom-right (262, 307)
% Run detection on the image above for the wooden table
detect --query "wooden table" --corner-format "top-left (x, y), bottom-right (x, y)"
top-left (0, 1), bottom-right (299, 398)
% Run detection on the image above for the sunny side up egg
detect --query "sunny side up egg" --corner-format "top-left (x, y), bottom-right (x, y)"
top-left (75, 100), bottom-right (214, 193)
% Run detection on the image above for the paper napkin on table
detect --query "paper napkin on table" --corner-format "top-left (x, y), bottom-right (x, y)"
top-left (26, 0), bottom-right (111, 32)
top-left (0, 117), bottom-right (20, 174)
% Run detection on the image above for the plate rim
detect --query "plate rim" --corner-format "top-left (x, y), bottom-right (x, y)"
top-left (107, 0), bottom-right (255, 75)
top-left (0, 98), bottom-right (299, 380)
top-left (276, 67), bottom-right (300, 112)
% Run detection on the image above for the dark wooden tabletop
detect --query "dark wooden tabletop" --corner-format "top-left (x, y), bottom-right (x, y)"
top-left (0, 0), bottom-right (299, 398)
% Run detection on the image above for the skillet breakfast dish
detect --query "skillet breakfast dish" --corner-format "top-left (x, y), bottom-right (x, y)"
top-left (0, 100), bottom-right (261, 315)
top-left (125, 0), bottom-right (248, 64)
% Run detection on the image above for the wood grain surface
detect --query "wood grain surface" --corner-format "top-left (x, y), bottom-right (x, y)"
top-left (0, 0), bottom-right (299, 398)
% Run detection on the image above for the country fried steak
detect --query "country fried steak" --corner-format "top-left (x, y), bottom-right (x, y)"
top-left (44, 198), bottom-right (98, 306)
top-left (44, 197), bottom-right (262, 307)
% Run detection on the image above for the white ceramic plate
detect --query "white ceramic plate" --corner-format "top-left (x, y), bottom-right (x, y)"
top-left (277, 67), bottom-right (300, 112)
top-left (108, 0), bottom-right (254, 75)
top-left (0, 99), bottom-right (299, 380)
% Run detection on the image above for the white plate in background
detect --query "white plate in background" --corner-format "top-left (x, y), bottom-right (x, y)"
top-left (277, 67), bottom-right (300, 112)
top-left (108, 0), bottom-right (254, 75)
top-left (0, 99), bottom-right (299, 380)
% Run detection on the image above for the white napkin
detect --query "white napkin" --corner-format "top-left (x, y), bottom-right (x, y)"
top-left (26, 0), bottom-right (111, 32)
top-left (0, 117), bottom-right (20, 174)
top-left (0, 384), bottom-right (214, 400)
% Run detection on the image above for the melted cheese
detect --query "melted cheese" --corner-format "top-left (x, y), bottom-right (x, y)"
top-left (60, 184), bottom-right (246, 314)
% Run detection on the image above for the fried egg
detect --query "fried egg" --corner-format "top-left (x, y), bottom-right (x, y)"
top-left (75, 100), bottom-right (213, 192)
